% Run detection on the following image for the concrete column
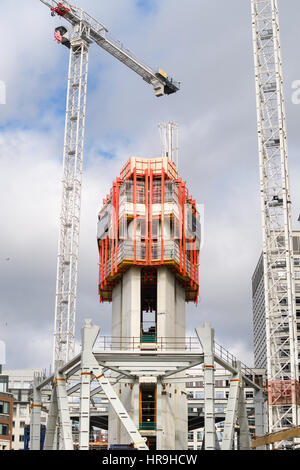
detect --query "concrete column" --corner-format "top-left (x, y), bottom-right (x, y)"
top-left (56, 373), bottom-right (73, 450)
top-left (196, 323), bottom-right (216, 450)
top-left (174, 383), bottom-right (188, 450)
top-left (175, 280), bottom-right (186, 342)
top-left (122, 267), bottom-right (141, 341)
top-left (237, 377), bottom-right (251, 450)
top-left (30, 374), bottom-right (42, 450)
top-left (157, 266), bottom-right (175, 341)
top-left (112, 281), bottom-right (122, 340)
top-left (254, 389), bottom-right (266, 450)
top-left (156, 380), bottom-right (163, 450)
top-left (160, 383), bottom-right (176, 449)
top-left (221, 364), bottom-right (242, 451)
top-left (44, 388), bottom-right (58, 451)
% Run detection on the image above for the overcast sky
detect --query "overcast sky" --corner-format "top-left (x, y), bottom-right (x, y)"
top-left (0, 0), bottom-right (300, 371)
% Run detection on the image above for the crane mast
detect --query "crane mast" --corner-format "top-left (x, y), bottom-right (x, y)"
top-left (251, 0), bottom-right (299, 441)
top-left (40, 0), bottom-right (180, 367)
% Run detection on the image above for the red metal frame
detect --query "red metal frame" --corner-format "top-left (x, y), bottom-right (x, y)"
top-left (149, 168), bottom-right (153, 264)
top-left (133, 168), bottom-right (137, 263)
top-left (161, 168), bottom-right (165, 264)
top-left (98, 158), bottom-right (200, 303)
top-left (51, 2), bottom-right (70, 17)
top-left (115, 180), bottom-right (120, 274)
top-left (145, 167), bottom-right (149, 265)
top-left (267, 380), bottom-right (300, 406)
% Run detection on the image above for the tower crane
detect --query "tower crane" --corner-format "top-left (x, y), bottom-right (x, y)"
top-left (39, 0), bottom-right (180, 368)
top-left (251, 0), bottom-right (299, 445)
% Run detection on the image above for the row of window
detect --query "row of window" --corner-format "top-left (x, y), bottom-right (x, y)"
top-left (186, 380), bottom-right (224, 388)
top-left (188, 391), bottom-right (254, 399)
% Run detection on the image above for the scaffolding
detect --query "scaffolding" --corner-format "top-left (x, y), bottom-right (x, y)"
top-left (97, 157), bottom-right (201, 303)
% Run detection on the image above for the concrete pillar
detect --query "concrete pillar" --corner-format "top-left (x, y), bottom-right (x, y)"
top-left (109, 267), bottom-right (141, 447)
top-left (238, 378), bottom-right (251, 450)
top-left (254, 389), bottom-right (266, 450)
top-left (122, 267), bottom-right (141, 341)
top-left (30, 374), bottom-right (42, 450)
top-left (157, 266), bottom-right (175, 341)
top-left (44, 388), bottom-right (58, 451)
top-left (79, 321), bottom-right (94, 450)
top-left (56, 372), bottom-right (73, 450)
top-left (156, 380), bottom-right (163, 450)
top-left (196, 323), bottom-right (216, 450)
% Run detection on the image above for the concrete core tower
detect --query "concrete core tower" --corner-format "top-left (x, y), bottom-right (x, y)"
top-left (97, 156), bottom-right (200, 450)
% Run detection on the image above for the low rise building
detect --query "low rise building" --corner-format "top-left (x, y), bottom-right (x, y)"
top-left (0, 367), bottom-right (13, 451)
top-left (4, 369), bottom-right (46, 450)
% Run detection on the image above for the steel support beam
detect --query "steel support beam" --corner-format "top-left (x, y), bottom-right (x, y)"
top-left (196, 323), bottom-right (216, 450)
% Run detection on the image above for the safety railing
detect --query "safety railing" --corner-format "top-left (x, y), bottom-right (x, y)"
top-left (94, 336), bottom-right (202, 351)
top-left (105, 240), bottom-right (192, 274)
top-left (214, 342), bottom-right (254, 379)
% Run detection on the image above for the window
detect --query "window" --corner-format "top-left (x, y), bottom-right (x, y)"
top-left (195, 391), bottom-right (204, 399)
top-left (188, 432), bottom-right (194, 441)
top-left (0, 423), bottom-right (9, 436)
top-left (0, 376), bottom-right (8, 393)
top-left (216, 391), bottom-right (224, 399)
top-left (22, 382), bottom-right (31, 390)
top-left (19, 406), bottom-right (27, 417)
top-left (0, 400), bottom-right (10, 414)
top-left (293, 236), bottom-right (300, 255)
top-left (194, 381), bottom-right (203, 388)
top-left (215, 380), bottom-right (223, 388)
top-left (19, 435), bottom-right (24, 442)
top-left (20, 421), bottom-right (25, 429)
top-left (197, 431), bottom-right (204, 441)
top-left (21, 392), bottom-right (28, 402)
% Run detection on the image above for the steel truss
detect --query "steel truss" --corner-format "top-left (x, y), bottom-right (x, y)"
top-left (53, 25), bottom-right (89, 367)
top-left (30, 321), bottom-right (261, 451)
top-left (251, 0), bottom-right (299, 439)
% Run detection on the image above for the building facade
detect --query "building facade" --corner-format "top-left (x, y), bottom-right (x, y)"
top-left (0, 367), bottom-right (13, 451)
top-left (252, 230), bottom-right (300, 372)
top-left (4, 369), bottom-right (46, 450)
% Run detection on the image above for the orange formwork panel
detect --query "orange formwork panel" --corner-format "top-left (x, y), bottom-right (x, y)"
top-left (267, 380), bottom-right (300, 406)
top-left (97, 157), bottom-right (200, 303)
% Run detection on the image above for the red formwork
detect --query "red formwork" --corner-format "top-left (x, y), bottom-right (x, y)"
top-left (267, 380), bottom-right (300, 406)
top-left (98, 158), bottom-right (200, 303)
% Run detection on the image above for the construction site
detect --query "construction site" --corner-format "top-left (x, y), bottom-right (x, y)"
top-left (1, 0), bottom-right (300, 453)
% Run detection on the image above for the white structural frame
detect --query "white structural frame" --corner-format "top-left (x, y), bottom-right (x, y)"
top-left (158, 122), bottom-right (179, 168)
top-left (39, 0), bottom-right (180, 367)
top-left (40, 0), bottom-right (180, 97)
top-left (30, 321), bottom-right (261, 451)
top-left (251, 0), bottom-right (298, 438)
top-left (53, 28), bottom-right (89, 367)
